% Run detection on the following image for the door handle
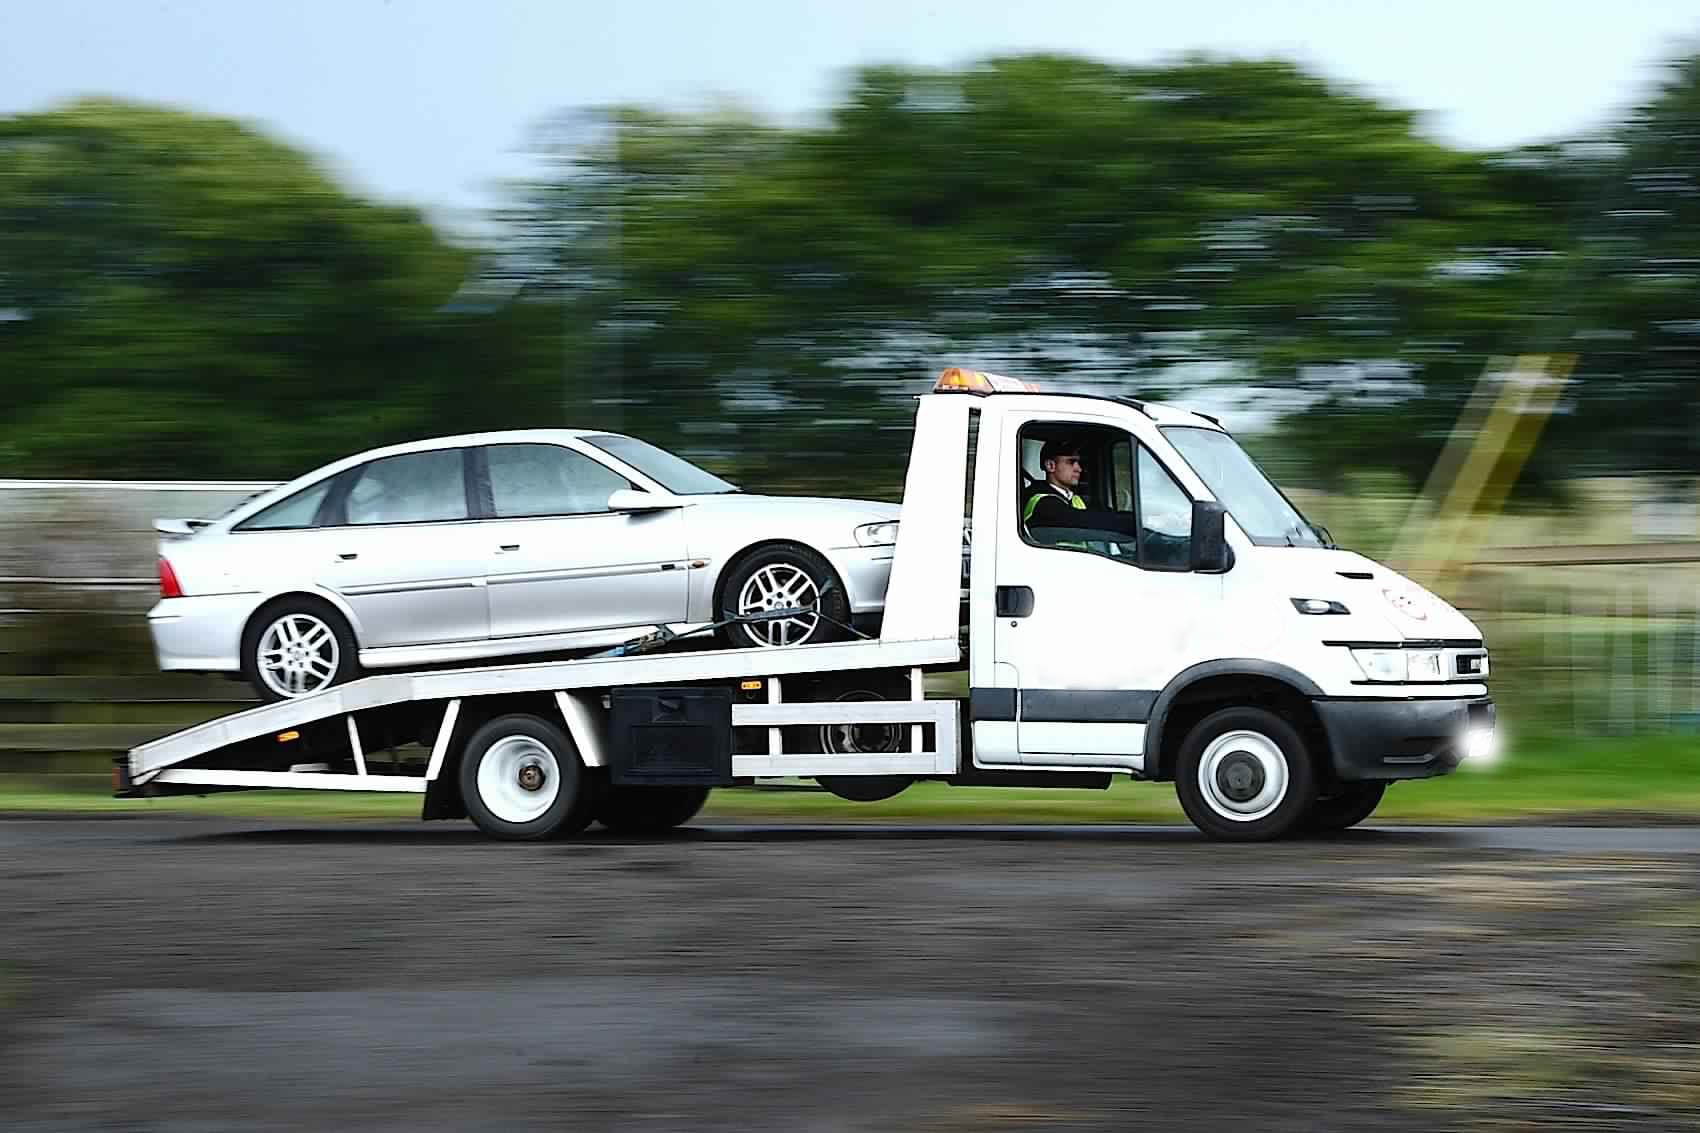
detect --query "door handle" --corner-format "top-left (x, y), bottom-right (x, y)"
top-left (996, 585), bottom-right (1034, 618)
top-left (337, 553), bottom-right (358, 562)
top-left (498, 544), bottom-right (520, 553)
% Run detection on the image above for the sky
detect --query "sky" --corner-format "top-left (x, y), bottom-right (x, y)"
top-left (5, 0), bottom-right (1700, 230)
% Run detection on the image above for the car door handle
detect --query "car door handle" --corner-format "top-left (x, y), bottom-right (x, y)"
top-left (996, 585), bottom-right (1034, 618)
top-left (337, 553), bottom-right (358, 562)
top-left (498, 544), bottom-right (520, 553)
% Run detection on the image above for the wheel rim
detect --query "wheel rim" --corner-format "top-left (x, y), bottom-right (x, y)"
top-left (1197, 729), bottom-right (1290, 823)
top-left (736, 563), bottom-right (821, 647)
top-left (476, 736), bottom-right (561, 825)
top-left (818, 690), bottom-right (903, 755)
top-left (257, 613), bottom-right (339, 698)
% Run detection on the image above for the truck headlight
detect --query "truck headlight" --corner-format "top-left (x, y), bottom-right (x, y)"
top-left (1407, 650), bottom-right (1445, 681)
top-left (855, 521), bottom-right (899, 547)
top-left (1350, 648), bottom-right (1447, 682)
top-left (1350, 648), bottom-right (1406, 682)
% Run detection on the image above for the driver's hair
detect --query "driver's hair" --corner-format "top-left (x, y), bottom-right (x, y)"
top-left (1039, 438), bottom-right (1081, 467)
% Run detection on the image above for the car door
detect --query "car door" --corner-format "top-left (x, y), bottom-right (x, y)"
top-left (992, 412), bottom-right (1223, 768)
top-left (317, 447), bottom-right (490, 649)
top-left (478, 442), bottom-right (689, 640)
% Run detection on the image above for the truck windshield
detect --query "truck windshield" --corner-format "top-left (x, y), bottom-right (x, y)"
top-left (581, 434), bottom-right (740, 495)
top-left (1160, 427), bottom-right (1327, 548)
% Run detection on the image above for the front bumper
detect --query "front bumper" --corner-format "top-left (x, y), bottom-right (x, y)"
top-left (1314, 696), bottom-right (1495, 782)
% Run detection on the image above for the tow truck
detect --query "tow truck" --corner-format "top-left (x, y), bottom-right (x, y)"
top-left (117, 368), bottom-right (1496, 840)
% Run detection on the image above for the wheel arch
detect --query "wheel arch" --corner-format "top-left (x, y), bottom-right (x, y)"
top-left (711, 539), bottom-right (848, 622)
top-left (1143, 660), bottom-right (1328, 782)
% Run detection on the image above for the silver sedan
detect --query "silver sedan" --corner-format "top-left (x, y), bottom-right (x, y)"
top-left (148, 430), bottom-right (900, 700)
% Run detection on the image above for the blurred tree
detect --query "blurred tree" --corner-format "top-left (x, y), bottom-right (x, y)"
top-left (1545, 51), bottom-right (1700, 480)
top-left (0, 99), bottom-right (556, 478)
top-left (508, 56), bottom-right (1578, 494)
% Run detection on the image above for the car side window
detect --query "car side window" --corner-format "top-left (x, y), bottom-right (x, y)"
top-left (343, 449), bottom-right (469, 526)
top-left (486, 444), bottom-right (632, 518)
top-left (235, 479), bottom-right (332, 532)
top-left (1138, 446), bottom-right (1193, 570)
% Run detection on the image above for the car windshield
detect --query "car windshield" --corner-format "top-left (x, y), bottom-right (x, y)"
top-left (1161, 427), bottom-right (1327, 548)
top-left (581, 434), bottom-right (739, 495)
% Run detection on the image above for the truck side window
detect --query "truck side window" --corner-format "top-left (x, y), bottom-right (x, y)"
top-left (1018, 424), bottom-right (1139, 559)
top-left (1138, 447), bottom-right (1193, 570)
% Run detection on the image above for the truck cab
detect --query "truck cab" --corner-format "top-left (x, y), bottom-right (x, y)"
top-left (910, 368), bottom-right (1494, 838)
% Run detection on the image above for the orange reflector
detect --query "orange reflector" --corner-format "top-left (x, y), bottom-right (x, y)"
top-left (740, 680), bottom-right (763, 690)
top-left (933, 367), bottom-right (1040, 395)
top-left (277, 730), bottom-right (301, 743)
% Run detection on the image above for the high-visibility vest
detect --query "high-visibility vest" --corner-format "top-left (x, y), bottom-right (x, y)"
top-left (1022, 489), bottom-right (1087, 524)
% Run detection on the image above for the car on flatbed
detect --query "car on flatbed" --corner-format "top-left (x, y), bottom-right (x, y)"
top-left (149, 429), bottom-right (900, 701)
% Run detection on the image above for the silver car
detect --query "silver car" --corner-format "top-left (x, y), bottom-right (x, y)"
top-left (149, 430), bottom-right (900, 700)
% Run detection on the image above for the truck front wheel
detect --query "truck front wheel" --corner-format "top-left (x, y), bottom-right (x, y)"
top-left (1174, 706), bottom-right (1315, 842)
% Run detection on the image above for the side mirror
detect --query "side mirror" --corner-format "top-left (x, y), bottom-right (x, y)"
top-left (607, 488), bottom-right (682, 512)
top-left (1189, 500), bottom-right (1234, 573)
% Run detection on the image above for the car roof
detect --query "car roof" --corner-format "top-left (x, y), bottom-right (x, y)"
top-left (350, 428), bottom-right (625, 462)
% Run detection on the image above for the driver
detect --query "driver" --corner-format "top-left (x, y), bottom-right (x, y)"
top-left (1022, 439), bottom-right (1088, 529)
top-left (1022, 439), bottom-right (1136, 550)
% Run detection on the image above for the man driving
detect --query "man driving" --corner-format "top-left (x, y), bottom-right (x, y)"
top-left (1023, 438), bottom-right (1089, 530)
top-left (1022, 437), bottom-right (1140, 551)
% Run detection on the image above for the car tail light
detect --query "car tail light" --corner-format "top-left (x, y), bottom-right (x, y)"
top-left (158, 557), bottom-right (184, 599)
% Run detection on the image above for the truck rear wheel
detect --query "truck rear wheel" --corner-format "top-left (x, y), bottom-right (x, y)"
top-left (813, 681), bottom-right (913, 803)
top-left (459, 714), bottom-right (597, 841)
top-left (1174, 706), bottom-right (1315, 842)
top-left (596, 785), bottom-right (711, 835)
top-left (1303, 781), bottom-right (1386, 833)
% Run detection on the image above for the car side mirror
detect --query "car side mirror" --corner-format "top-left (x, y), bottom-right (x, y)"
top-left (607, 489), bottom-right (682, 512)
top-left (1190, 500), bottom-right (1234, 573)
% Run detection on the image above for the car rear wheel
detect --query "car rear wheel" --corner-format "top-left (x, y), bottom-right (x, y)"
top-left (241, 598), bottom-right (360, 702)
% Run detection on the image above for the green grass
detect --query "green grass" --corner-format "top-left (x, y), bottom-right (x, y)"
top-left (4, 733), bottom-right (1698, 823)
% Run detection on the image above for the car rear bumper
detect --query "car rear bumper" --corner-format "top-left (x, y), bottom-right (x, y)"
top-left (147, 594), bottom-right (256, 673)
top-left (1314, 696), bottom-right (1495, 781)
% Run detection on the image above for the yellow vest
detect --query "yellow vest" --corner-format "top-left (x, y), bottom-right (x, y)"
top-left (1022, 489), bottom-right (1087, 523)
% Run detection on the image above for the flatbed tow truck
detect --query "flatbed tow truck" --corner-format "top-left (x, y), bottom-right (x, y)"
top-left (117, 369), bottom-right (1496, 841)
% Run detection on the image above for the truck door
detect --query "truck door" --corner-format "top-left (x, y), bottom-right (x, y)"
top-left (992, 412), bottom-right (1222, 769)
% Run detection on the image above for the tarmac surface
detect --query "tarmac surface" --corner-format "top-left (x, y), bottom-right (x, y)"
top-left (4, 816), bottom-right (1699, 1131)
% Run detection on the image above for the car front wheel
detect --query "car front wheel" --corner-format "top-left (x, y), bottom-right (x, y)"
top-left (717, 544), bottom-right (849, 649)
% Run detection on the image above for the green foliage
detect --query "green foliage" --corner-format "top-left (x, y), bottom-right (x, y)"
top-left (2, 51), bottom-right (1699, 490)
top-left (0, 99), bottom-right (555, 477)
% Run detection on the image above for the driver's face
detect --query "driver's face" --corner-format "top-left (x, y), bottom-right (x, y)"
top-left (1046, 453), bottom-right (1082, 490)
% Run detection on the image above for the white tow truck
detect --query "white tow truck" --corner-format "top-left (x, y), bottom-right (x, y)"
top-left (117, 368), bottom-right (1496, 840)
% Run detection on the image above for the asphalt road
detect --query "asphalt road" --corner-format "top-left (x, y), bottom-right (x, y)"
top-left (4, 817), bottom-right (1700, 1131)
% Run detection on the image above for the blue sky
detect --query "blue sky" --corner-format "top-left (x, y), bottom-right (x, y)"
top-left (5, 0), bottom-right (1699, 227)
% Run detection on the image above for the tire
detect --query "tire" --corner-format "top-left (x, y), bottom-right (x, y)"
top-left (1174, 706), bottom-right (1315, 842)
top-left (814, 682), bottom-right (913, 803)
top-left (716, 543), bottom-right (849, 650)
top-left (459, 714), bottom-right (597, 841)
top-left (241, 597), bottom-right (361, 703)
top-left (1303, 781), bottom-right (1386, 833)
top-left (595, 784), bottom-right (711, 835)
